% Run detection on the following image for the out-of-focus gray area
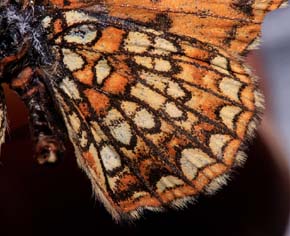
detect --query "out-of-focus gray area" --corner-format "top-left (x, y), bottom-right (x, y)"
top-left (262, 5), bottom-right (290, 158)
top-left (262, 3), bottom-right (290, 236)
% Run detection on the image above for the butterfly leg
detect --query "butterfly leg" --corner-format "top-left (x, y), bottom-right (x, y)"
top-left (10, 67), bottom-right (66, 164)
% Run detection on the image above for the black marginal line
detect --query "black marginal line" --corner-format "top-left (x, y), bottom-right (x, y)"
top-left (90, 111), bottom-right (166, 206)
top-left (86, 2), bottom-right (261, 24)
top-left (113, 99), bottom-right (198, 190)
top-left (55, 87), bottom-right (122, 207)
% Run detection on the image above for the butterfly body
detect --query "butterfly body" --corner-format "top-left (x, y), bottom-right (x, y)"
top-left (0, 0), bottom-right (287, 221)
top-left (0, 4), bottom-right (66, 163)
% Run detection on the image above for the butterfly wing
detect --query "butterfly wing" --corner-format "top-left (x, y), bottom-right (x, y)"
top-left (46, 0), bottom-right (287, 54)
top-left (42, 0), bottom-right (286, 220)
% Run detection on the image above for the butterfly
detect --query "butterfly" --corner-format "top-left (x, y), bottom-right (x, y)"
top-left (0, 0), bottom-right (287, 221)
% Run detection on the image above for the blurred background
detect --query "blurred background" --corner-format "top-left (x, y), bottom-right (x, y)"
top-left (0, 3), bottom-right (289, 236)
top-left (261, 4), bottom-right (290, 235)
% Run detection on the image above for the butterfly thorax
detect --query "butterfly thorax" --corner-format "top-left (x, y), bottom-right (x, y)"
top-left (0, 4), bottom-right (52, 80)
top-left (0, 4), bottom-right (66, 164)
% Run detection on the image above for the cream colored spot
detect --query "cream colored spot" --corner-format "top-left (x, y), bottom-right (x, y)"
top-left (154, 58), bottom-right (171, 72)
top-left (64, 11), bottom-right (97, 26)
top-left (139, 71), bottom-right (167, 91)
top-left (209, 134), bottom-right (231, 157)
top-left (100, 145), bottom-right (122, 171)
top-left (60, 77), bottom-right (80, 99)
top-left (104, 109), bottom-right (132, 145)
top-left (219, 105), bottom-right (242, 129)
top-left (156, 175), bottom-right (184, 193)
top-left (110, 122), bottom-right (132, 145)
top-left (120, 101), bottom-right (138, 116)
top-left (167, 82), bottom-right (186, 99)
top-left (80, 131), bottom-right (88, 148)
top-left (131, 83), bottom-right (166, 110)
top-left (180, 157), bottom-right (198, 180)
top-left (55, 36), bottom-right (62, 44)
top-left (132, 191), bottom-right (148, 199)
top-left (165, 102), bottom-right (183, 118)
top-left (181, 148), bottom-right (215, 169)
top-left (42, 16), bottom-right (52, 28)
top-left (211, 56), bottom-right (230, 75)
top-left (69, 113), bottom-right (81, 132)
top-left (219, 77), bottom-right (242, 101)
top-left (153, 37), bottom-right (177, 55)
top-left (124, 32), bottom-right (151, 53)
top-left (90, 121), bottom-right (108, 143)
top-left (62, 48), bottom-right (84, 71)
top-left (95, 59), bottom-right (111, 84)
top-left (134, 109), bottom-right (155, 129)
top-left (64, 24), bottom-right (97, 44)
top-left (134, 56), bottom-right (153, 69)
top-left (87, 144), bottom-right (106, 185)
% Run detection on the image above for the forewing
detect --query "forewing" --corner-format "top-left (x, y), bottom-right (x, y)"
top-left (42, 1), bottom-right (286, 220)
top-left (46, 0), bottom-right (287, 54)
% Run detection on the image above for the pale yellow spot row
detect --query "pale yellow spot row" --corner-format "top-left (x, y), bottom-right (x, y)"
top-left (180, 148), bottom-right (215, 180)
top-left (156, 175), bottom-right (184, 193)
top-left (211, 56), bottom-right (230, 75)
top-left (209, 134), bottom-right (231, 157)
top-left (219, 105), bottom-right (242, 130)
top-left (219, 77), bottom-right (242, 101)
